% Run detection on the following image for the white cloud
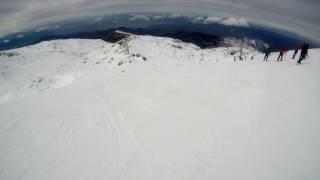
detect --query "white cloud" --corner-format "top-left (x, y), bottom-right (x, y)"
top-left (127, 13), bottom-right (250, 28)
top-left (152, 15), bottom-right (166, 20)
top-left (169, 13), bottom-right (195, 20)
top-left (129, 14), bottom-right (169, 21)
top-left (189, 15), bottom-right (205, 23)
top-left (129, 14), bottom-right (150, 21)
top-left (16, 34), bottom-right (24, 38)
top-left (53, 25), bottom-right (61, 29)
top-left (194, 16), bottom-right (205, 21)
top-left (204, 16), bottom-right (250, 27)
top-left (168, 13), bottom-right (183, 19)
top-left (204, 16), bottom-right (223, 24)
top-left (93, 17), bottom-right (103, 23)
top-left (35, 26), bottom-right (49, 32)
top-left (220, 17), bottom-right (249, 27)
top-left (34, 25), bottom-right (60, 33)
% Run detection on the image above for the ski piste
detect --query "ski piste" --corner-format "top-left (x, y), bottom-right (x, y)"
top-left (0, 33), bottom-right (319, 180)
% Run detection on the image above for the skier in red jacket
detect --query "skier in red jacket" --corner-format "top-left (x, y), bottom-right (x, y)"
top-left (277, 47), bottom-right (286, 61)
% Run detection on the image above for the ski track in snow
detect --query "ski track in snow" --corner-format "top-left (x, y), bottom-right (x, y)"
top-left (0, 34), bottom-right (320, 180)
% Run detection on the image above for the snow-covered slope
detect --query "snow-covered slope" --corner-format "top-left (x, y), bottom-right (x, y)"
top-left (0, 33), bottom-right (319, 180)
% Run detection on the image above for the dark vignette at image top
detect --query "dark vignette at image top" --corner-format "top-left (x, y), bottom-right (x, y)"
top-left (0, 14), bottom-right (318, 52)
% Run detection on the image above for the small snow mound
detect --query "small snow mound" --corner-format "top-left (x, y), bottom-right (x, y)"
top-left (0, 91), bottom-right (13, 104)
top-left (52, 74), bottom-right (74, 89)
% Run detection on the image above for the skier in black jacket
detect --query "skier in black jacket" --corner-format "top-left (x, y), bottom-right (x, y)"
top-left (292, 47), bottom-right (299, 59)
top-left (297, 43), bottom-right (309, 64)
top-left (264, 47), bottom-right (271, 61)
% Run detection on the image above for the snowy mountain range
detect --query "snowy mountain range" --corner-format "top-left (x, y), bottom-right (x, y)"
top-left (0, 32), bottom-right (319, 180)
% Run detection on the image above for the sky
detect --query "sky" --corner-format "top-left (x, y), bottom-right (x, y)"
top-left (0, 0), bottom-right (319, 43)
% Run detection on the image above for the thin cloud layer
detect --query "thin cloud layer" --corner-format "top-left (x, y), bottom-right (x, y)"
top-left (129, 14), bottom-right (151, 21)
top-left (205, 17), bottom-right (249, 27)
top-left (0, 0), bottom-right (319, 43)
top-left (34, 26), bottom-right (50, 33)
top-left (93, 17), bottom-right (104, 23)
top-left (129, 13), bottom-right (250, 27)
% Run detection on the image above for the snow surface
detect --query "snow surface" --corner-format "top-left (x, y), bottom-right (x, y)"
top-left (0, 34), bottom-right (320, 180)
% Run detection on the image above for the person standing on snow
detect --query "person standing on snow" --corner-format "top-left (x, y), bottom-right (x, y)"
top-left (264, 47), bottom-right (271, 61)
top-left (277, 47), bottom-right (286, 61)
top-left (292, 47), bottom-right (299, 59)
top-left (297, 42), bottom-right (309, 64)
